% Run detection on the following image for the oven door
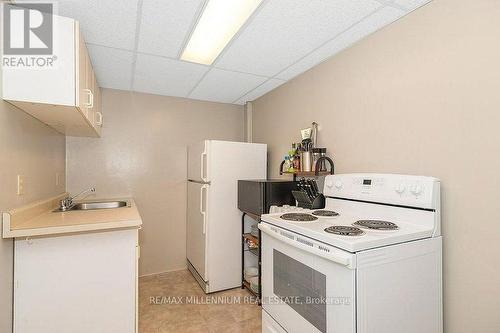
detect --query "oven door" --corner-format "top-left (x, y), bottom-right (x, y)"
top-left (260, 223), bottom-right (356, 333)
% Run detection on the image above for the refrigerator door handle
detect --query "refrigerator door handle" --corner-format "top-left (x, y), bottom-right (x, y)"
top-left (201, 148), bottom-right (208, 183)
top-left (200, 185), bottom-right (208, 234)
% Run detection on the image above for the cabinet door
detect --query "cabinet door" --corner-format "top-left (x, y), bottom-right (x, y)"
top-left (94, 84), bottom-right (103, 136)
top-left (14, 229), bottom-right (138, 333)
top-left (86, 53), bottom-right (96, 127)
top-left (77, 27), bottom-right (90, 118)
top-left (77, 22), bottom-right (99, 131)
top-left (3, 18), bottom-right (101, 137)
top-left (2, 15), bottom-right (76, 105)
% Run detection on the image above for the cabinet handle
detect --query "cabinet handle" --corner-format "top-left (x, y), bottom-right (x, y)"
top-left (95, 111), bottom-right (103, 126)
top-left (83, 89), bottom-right (92, 107)
top-left (89, 91), bottom-right (94, 108)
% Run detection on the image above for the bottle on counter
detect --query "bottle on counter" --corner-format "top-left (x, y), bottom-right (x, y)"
top-left (293, 143), bottom-right (301, 171)
top-left (288, 144), bottom-right (296, 172)
top-left (284, 156), bottom-right (292, 172)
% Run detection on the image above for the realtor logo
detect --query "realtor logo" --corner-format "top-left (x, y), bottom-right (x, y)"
top-left (3, 2), bottom-right (53, 55)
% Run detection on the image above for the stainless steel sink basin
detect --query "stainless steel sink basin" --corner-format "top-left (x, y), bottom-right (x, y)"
top-left (72, 201), bottom-right (129, 210)
top-left (54, 201), bottom-right (129, 212)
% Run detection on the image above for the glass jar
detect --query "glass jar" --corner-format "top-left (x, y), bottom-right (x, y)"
top-left (312, 148), bottom-right (327, 172)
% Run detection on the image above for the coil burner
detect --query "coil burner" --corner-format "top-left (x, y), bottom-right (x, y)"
top-left (353, 220), bottom-right (399, 230)
top-left (312, 210), bottom-right (339, 217)
top-left (324, 226), bottom-right (365, 236)
top-left (280, 213), bottom-right (318, 222)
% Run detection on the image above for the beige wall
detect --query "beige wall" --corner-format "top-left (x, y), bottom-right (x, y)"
top-left (66, 89), bottom-right (244, 276)
top-left (0, 73), bottom-right (66, 331)
top-left (252, 0), bottom-right (500, 332)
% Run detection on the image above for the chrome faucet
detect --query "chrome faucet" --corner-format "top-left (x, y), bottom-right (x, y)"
top-left (59, 187), bottom-right (96, 211)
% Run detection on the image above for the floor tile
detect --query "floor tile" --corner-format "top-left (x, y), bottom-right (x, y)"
top-left (139, 270), bottom-right (261, 333)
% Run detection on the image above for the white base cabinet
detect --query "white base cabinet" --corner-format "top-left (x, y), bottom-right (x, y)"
top-left (14, 229), bottom-right (139, 333)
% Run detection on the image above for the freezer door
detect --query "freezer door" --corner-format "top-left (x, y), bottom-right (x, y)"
top-left (186, 181), bottom-right (208, 281)
top-left (188, 140), bottom-right (209, 182)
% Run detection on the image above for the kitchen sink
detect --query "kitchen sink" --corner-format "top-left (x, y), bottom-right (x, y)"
top-left (54, 201), bottom-right (129, 212)
top-left (72, 201), bottom-right (129, 210)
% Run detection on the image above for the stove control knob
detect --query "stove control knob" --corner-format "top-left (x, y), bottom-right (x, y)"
top-left (334, 181), bottom-right (343, 189)
top-left (395, 184), bottom-right (406, 194)
top-left (326, 180), bottom-right (334, 188)
top-left (410, 184), bottom-right (423, 196)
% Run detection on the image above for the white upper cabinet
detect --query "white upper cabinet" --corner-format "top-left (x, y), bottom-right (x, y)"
top-left (2, 15), bottom-right (102, 137)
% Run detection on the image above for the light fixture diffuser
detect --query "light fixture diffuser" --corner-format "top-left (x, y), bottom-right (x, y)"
top-left (181, 0), bottom-right (263, 65)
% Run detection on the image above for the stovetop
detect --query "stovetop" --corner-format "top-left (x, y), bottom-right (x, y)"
top-left (261, 174), bottom-right (440, 252)
top-left (261, 206), bottom-right (435, 252)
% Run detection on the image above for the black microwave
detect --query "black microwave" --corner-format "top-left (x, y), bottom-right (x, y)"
top-left (237, 179), bottom-right (298, 216)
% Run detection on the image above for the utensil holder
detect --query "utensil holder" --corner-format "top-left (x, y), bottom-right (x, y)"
top-left (292, 191), bottom-right (325, 210)
top-left (301, 151), bottom-right (312, 172)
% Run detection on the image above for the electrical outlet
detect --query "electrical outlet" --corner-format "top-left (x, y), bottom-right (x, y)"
top-left (55, 172), bottom-right (60, 186)
top-left (17, 175), bottom-right (24, 195)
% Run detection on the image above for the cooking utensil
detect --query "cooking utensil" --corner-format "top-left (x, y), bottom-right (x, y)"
top-left (308, 179), bottom-right (318, 197)
top-left (311, 179), bottom-right (320, 195)
top-left (297, 179), bottom-right (308, 199)
top-left (311, 122), bottom-right (318, 148)
top-left (301, 138), bottom-right (313, 151)
top-left (304, 183), bottom-right (314, 200)
top-left (306, 179), bottom-right (314, 197)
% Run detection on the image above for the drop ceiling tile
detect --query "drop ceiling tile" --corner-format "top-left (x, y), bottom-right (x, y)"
top-left (235, 78), bottom-right (286, 104)
top-left (87, 44), bottom-right (134, 90)
top-left (54, 0), bottom-right (139, 50)
top-left (393, 0), bottom-right (432, 11)
top-left (133, 53), bottom-right (209, 98)
top-left (216, 0), bottom-right (381, 77)
top-left (276, 6), bottom-right (405, 80)
top-left (189, 69), bottom-right (267, 104)
top-left (138, 0), bottom-right (204, 57)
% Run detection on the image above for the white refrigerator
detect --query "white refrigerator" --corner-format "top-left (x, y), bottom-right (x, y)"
top-left (187, 140), bottom-right (267, 293)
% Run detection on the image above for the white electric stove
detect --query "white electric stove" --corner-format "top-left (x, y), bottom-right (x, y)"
top-left (259, 174), bottom-right (443, 333)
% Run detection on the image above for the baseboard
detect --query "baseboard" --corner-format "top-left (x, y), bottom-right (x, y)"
top-left (139, 266), bottom-right (187, 278)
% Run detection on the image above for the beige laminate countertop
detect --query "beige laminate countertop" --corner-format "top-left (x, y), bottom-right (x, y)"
top-left (2, 197), bottom-right (142, 238)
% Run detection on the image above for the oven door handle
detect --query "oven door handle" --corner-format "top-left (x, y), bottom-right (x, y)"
top-left (259, 223), bottom-right (355, 269)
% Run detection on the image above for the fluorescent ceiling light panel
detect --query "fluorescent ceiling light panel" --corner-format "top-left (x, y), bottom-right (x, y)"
top-left (181, 0), bottom-right (263, 65)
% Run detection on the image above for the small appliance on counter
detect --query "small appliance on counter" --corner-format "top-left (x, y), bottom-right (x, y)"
top-left (237, 179), bottom-right (298, 300)
top-left (238, 179), bottom-right (298, 216)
